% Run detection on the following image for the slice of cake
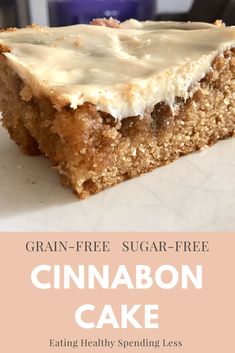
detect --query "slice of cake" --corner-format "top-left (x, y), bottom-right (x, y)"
top-left (0, 20), bottom-right (234, 198)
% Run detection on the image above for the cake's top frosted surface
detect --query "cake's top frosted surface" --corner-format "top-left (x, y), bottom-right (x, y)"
top-left (1, 20), bottom-right (235, 118)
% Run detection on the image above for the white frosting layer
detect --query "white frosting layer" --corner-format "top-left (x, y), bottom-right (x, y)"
top-left (1, 20), bottom-right (235, 119)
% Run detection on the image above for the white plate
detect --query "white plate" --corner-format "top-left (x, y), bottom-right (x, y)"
top-left (0, 124), bottom-right (235, 231)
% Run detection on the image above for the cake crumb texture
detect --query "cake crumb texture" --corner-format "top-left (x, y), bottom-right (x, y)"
top-left (0, 49), bottom-right (234, 198)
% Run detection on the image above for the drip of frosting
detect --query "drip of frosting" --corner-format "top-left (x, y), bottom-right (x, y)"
top-left (0, 20), bottom-right (235, 119)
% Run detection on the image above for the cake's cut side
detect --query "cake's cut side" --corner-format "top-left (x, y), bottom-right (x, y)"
top-left (0, 47), bottom-right (234, 198)
top-left (0, 21), bottom-right (235, 198)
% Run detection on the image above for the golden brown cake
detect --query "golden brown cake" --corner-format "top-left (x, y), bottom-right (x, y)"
top-left (0, 20), bottom-right (235, 198)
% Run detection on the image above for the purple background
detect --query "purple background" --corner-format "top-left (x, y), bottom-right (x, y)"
top-left (49, 0), bottom-right (156, 26)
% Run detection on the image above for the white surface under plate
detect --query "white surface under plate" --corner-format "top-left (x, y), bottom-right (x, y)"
top-left (0, 124), bottom-right (235, 231)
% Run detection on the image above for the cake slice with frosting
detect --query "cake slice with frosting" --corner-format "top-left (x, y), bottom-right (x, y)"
top-left (0, 20), bottom-right (235, 198)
